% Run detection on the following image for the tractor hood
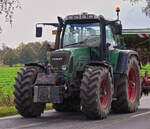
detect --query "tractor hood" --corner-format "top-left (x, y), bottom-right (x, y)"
top-left (59, 47), bottom-right (90, 59)
top-left (50, 47), bottom-right (91, 77)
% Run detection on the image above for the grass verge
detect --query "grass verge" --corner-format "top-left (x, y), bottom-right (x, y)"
top-left (0, 106), bottom-right (18, 117)
top-left (0, 103), bottom-right (53, 117)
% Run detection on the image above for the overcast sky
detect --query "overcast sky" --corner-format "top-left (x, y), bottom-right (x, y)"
top-left (0, 0), bottom-right (150, 48)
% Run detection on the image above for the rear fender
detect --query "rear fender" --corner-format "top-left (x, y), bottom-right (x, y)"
top-left (115, 50), bottom-right (140, 74)
top-left (113, 50), bottom-right (141, 97)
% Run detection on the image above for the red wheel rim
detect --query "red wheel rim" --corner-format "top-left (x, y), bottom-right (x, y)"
top-left (100, 79), bottom-right (109, 108)
top-left (128, 68), bottom-right (137, 103)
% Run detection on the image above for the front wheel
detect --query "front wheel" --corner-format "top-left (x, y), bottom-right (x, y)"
top-left (14, 66), bottom-right (45, 117)
top-left (80, 66), bottom-right (113, 119)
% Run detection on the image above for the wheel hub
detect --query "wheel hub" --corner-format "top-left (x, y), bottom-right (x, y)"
top-left (129, 81), bottom-right (136, 88)
top-left (128, 68), bottom-right (137, 103)
top-left (100, 79), bottom-right (109, 108)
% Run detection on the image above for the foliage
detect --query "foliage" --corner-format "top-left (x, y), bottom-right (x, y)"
top-left (143, 0), bottom-right (150, 16)
top-left (3, 48), bottom-right (18, 66)
top-left (0, 66), bottom-right (22, 106)
top-left (129, 0), bottom-right (150, 17)
top-left (38, 41), bottom-right (50, 63)
top-left (141, 63), bottom-right (150, 76)
top-left (0, 41), bottom-right (52, 65)
top-left (18, 44), bottom-right (37, 64)
top-left (0, 0), bottom-right (21, 33)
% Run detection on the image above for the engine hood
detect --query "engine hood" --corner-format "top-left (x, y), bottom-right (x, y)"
top-left (55, 47), bottom-right (91, 60)
top-left (50, 47), bottom-right (91, 77)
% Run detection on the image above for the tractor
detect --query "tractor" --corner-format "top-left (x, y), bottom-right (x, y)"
top-left (14, 8), bottom-right (141, 119)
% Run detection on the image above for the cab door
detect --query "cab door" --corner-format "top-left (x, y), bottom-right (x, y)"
top-left (105, 25), bottom-right (119, 71)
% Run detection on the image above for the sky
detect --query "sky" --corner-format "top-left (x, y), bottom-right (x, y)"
top-left (0, 0), bottom-right (150, 48)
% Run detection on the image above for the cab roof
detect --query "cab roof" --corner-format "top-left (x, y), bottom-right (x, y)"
top-left (64, 12), bottom-right (118, 24)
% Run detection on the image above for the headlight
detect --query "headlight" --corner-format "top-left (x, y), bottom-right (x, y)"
top-left (62, 65), bottom-right (67, 70)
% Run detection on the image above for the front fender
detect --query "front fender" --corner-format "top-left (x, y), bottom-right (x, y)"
top-left (25, 63), bottom-right (45, 69)
top-left (89, 61), bottom-right (113, 80)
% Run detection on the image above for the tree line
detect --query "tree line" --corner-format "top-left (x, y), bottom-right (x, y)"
top-left (0, 41), bottom-right (54, 66)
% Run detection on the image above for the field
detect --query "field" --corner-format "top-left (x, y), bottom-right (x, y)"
top-left (0, 66), bottom-right (53, 117)
top-left (0, 66), bottom-right (23, 106)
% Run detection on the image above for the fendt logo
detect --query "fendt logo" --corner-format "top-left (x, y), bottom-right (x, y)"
top-left (52, 57), bottom-right (63, 61)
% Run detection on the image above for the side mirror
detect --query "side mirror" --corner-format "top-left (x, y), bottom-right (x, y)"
top-left (115, 23), bottom-right (122, 35)
top-left (36, 27), bottom-right (42, 37)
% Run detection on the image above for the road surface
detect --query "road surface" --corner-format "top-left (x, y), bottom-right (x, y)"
top-left (0, 96), bottom-right (150, 129)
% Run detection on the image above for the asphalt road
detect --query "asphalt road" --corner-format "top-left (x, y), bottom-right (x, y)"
top-left (1, 96), bottom-right (150, 129)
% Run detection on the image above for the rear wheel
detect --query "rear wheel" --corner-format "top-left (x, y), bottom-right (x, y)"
top-left (112, 56), bottom-right (141, 113)
top-left (14, 66), bottom-right (45, 117)
top-left (80, 66), bottom-right (113, 119)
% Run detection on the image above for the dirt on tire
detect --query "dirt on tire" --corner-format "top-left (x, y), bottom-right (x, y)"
top-left (14, 66), bottom-right (45, 118)
top-left (112, 56), bottom-right (141, 113)
top-left (80, 66), bottom-right (113, 119)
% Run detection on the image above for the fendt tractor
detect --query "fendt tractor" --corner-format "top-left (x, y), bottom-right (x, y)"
top-left (14, 8), bottom-right (141, 119)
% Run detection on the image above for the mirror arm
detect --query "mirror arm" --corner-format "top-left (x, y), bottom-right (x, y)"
top-left (57, 16), bottom-right (64, 27)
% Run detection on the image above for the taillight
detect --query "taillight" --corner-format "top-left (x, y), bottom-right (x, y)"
top-left (51, 82), bottom-right (56, 86)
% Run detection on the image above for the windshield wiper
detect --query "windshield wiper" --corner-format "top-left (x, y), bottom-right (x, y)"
top-left (64, 41), bottom-right (85, 47)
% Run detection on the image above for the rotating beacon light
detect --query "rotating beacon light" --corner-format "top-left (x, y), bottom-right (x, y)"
top-left (116, 7), bottom-right (120, 20)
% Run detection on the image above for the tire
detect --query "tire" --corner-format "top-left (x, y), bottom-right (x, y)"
top-left (14, 66), bottom-right (45, 118)
top-left (112, 56), bottom-right (141, 113)
top-left (80, 66), bottom-right (113, 119)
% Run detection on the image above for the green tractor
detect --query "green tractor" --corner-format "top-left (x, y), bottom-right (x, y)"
top-left (14, 10), bottom-right (141, 119)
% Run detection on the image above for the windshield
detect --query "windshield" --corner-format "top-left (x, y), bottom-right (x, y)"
top-left (62, 22), bottom-right (101, 47)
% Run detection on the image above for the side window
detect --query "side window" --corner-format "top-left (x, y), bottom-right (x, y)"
top-left (106, 25), bottom-right (116, 49)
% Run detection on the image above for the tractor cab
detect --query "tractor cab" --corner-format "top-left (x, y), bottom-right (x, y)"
top-left (36, 12), bottom-right (122, 69)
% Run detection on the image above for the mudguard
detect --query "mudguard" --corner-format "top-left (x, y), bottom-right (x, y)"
top-left (25, 63), bottom-right (45, 69)
top-left (89, 61), bottom-right (114, 95)
top-left (89, 61), bottom-right (113, 77)
top-left (113, 50), bottom-right (140, 97)
top-left (115, 50), bottom-right (140, 74)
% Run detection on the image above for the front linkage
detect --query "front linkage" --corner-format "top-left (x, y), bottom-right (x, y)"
top-left (33, 63), bottom-right (66, 104)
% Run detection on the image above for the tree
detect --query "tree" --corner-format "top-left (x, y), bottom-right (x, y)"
top-left (0, 0), bottom-right (21, 33)
top-left (18, 44), bottom-right (38, 64)
top-left (0, 48), bottom-right (3, 64)
top-left (3, 48), bottom-right (18, 66)
top-left (129, 0), bottom-right (150, 16)
top-left (38, 41), bottom-right (50, 63)
top-left (142, 0), bottom-right (150, 16)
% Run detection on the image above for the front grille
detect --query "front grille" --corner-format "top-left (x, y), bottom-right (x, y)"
top-left (50, 50), bottom-right (71, 69)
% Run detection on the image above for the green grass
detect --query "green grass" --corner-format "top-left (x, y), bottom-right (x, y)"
top-left (0, 66), bottom-right (53, 117)
top-left (140, 64), bottom-right (150, 77)
top-left (0, 103), bottom-right (53, 117)
top-left (0, 66), bottom-right (23, 106)
top-left (0, 106), bottom-right (18, 117)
